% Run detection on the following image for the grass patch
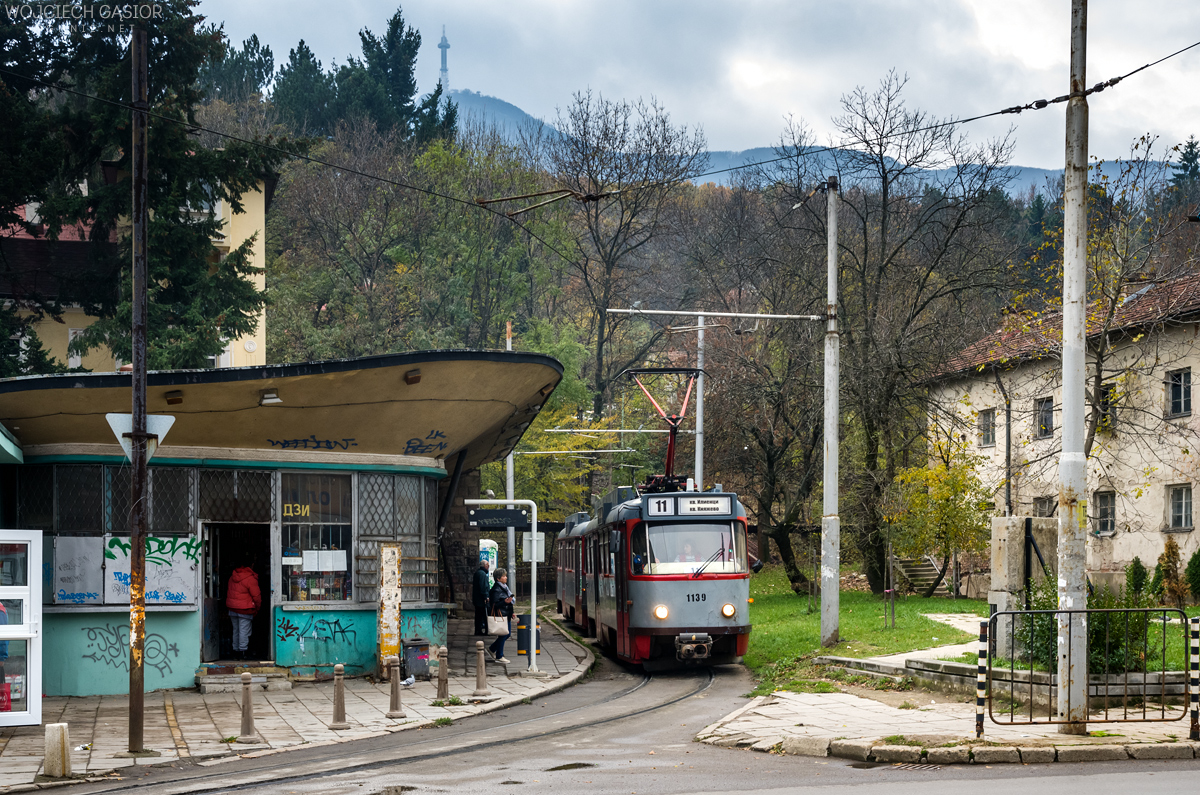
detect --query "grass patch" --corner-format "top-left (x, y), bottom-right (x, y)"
top-left (429, 699), bottom-right (445, 707)
top-left (433, 717), bottom-right (453, 727)
top-left (744, 565), bottom-right (988, 671)
top-left (882, 735), bottom-right (924, 746)
top-left (447, 696), bottom-right (464, 706)
top-left (898, 701), bottom-right (916, 710)
top-left (744, 565), bottom-right (986, 694)
top-left (221, 736), bottom-right (237, 743)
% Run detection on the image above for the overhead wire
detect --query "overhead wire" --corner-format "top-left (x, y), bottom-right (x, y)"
top-left (0, 64), bottom-right (579, 264)
top-left (1, 35), bottom-right (1197, 235)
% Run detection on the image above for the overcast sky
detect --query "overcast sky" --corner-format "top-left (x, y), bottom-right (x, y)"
top-left (195, 0), bottom-right (1200, 170)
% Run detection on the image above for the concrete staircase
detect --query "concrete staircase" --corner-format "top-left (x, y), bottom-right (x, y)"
top-left (893, 556), bottom-right (952, 595)
top-left (194, 662), bottom-right (292, 694)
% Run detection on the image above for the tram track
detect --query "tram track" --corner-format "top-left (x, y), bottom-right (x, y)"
top-left (74, 668), bottom-right (716, 795)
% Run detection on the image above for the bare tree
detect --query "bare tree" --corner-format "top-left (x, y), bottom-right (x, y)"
top-left (763, 72), bottom-right (1018, 593)
top-left (547, 91), bottom-right (708, 416)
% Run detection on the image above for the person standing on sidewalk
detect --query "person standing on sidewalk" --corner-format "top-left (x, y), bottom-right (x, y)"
top-left (227, 561), bottom-right (261, 660)
top-left (488, 568), bottom-right (514, 664)
top-left (472, 559), bottom-right (491, 635)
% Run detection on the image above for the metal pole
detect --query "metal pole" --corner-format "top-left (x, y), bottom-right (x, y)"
top-left (128, 27), bottom-right (149, 754)
top-left (1058, 0), bottom-right (1089, 735)
top-left (821, 175), bottom-right (840, 647)
top-left (529, 501), bottom-right (539, 672)
top-left (976, 620), bottom-right (989, 739)
top-left (506, 322), bottom-right (516, 581)
top-left (695, 315), bottom-right (704, 490)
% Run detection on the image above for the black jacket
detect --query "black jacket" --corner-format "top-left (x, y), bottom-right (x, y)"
top-left (489, 581), bottom-right (514, 617)
top-left (472, 567), bottom-right (490, 608)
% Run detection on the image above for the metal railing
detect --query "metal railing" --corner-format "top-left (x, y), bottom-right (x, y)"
top-left (976, 610), bottom-right (1200, 739)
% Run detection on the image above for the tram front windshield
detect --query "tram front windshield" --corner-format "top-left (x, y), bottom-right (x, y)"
top-left (630, 522), bottom-right (747, 575)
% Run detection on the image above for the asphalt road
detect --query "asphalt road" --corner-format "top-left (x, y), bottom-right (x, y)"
top-left (64, 653), bottom-right (1200, 795)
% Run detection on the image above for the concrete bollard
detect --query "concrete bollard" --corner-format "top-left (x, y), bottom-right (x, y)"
top-left (329, 663), bottom-right (351, 730)
top-left (473, 641), bottom-right (491, 697)
top-left (386, 655), bottom-right (406, 719)
top-left (436, 646), bottom-right (449, 701)
top-left (44, 723), bottom-right (71, 778)
top-left (236, 672), bottom-right (263, 744)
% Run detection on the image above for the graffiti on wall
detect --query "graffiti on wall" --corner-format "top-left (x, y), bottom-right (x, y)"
top-left (400, 610), bottom-right (448, 646)
top-left (80, 623), bottom-right (180, 676)
top-left (268, 436), bottom-right (358, 451)
top-left (276, 614), bottom-right (359, 645)
top-left (404, 430), bottom-right (448, 455)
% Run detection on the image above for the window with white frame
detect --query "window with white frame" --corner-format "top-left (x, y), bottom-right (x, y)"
top-left (67, 329), bottom-right (84, 369)
top-left (1167, 369), bottom-right (1192, 417)
top-left (1094, 490), bottom-right (1116, 535)
top-left (1169, 484), bottom-right (1193, 531)
top-left (1033, 496), bottom-right (1057, 517)
top-left (1035, 397), bottom-right (1054, 438)
top-left (978, 408), bottom-right (996, 447)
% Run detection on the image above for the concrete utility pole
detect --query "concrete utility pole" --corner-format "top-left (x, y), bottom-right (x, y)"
top-left (821, 176), bottom-right (840, 648)
top-left (128, 27), bottom-right (150, 754)
top-left (695, 315), bottom-right (705, 489)
top-left (506, 322), bottom-right (516, 579)
top-left (1058, 0), bottom-right (1089, 734)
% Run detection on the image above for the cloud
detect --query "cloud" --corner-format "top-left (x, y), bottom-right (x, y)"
top-left (198, 0), bottom-right (1200, 169)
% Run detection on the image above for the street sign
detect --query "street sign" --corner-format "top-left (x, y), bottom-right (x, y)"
top-left (105, 413), bottom-right (175, 462)
top-left (522, 531), bottom-right (545, 563)
top-left (468, 508), bottom-right (530, 529)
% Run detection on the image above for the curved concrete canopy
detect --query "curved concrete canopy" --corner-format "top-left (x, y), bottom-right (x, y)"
top-left (0, 350), bottom-right (562, 472)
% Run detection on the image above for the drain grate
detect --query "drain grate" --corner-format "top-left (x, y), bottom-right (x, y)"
top-left (891, 763), bottom-right (941, 771)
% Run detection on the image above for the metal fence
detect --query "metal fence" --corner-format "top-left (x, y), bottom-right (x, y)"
top-left (978, 610), bottom-right (1200, 738)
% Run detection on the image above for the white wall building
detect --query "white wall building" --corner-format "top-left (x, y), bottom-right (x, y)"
top-left (930, 273), bottom-right (1200, 589)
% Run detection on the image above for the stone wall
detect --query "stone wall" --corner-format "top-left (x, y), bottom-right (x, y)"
top-left (438, 467), bottom-right (480, 608)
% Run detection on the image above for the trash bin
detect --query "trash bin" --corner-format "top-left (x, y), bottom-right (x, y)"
top-left (516, 614), bottom-right (541, 657)
top-left (402, 637), bottom-right (432, 680)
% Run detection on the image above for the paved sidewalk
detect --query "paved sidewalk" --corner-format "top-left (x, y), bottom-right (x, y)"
top-left (698, 612), bottom-right (1200, 761)
top-left (871, 612), bottom-right (984, 666)
top-left (0, 614), bottom-right (591, 790)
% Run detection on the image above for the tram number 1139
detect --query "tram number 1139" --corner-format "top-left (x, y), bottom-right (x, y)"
top-left (686, 593), bottom-right (707, 602)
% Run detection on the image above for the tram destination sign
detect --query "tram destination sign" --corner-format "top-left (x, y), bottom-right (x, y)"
top-left (643, 495), bottom-right (733, 518)
top-left (468, 508), bottom-right (531, 529)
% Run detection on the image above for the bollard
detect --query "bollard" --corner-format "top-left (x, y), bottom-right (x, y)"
top-left (473, 641), bottom-right (492, 697)
top-left (44, 723), bottom-right (71, 778)
top-left (236, 672), bottom-right (263, 744)
top-left (329, 663), bottom-right (350, 730)
top-left (386, 655), bottom-right (406, 719)
top-left (436, 645), bottom-right (449, 701)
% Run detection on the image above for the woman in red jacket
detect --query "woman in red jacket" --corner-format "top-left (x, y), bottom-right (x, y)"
top-left (227, 562), bottom-right (261, 660)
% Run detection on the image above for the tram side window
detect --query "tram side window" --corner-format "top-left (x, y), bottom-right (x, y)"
top-left (631, 524), bottom-right (649, 575)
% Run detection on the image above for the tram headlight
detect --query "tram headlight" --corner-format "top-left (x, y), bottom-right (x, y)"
top-left (653, 604), bottom-right (669, 620)
top-left (721, 603), bottom-right (736, 618)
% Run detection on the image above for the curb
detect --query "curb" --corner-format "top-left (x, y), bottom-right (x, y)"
top-left (704, 733), bottom-right (1200, 764)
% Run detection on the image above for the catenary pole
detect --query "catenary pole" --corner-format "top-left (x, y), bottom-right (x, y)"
top-left (821, 176), bottom-right (840, 647)
top-left (506, 322), bottom-right (516, 580)
top-left (1058, 0), bottom-right (1089, 734)
top-left (128, 27), bottom-right (150, 754)
top-left (695, 315), bottom-right (705, 489)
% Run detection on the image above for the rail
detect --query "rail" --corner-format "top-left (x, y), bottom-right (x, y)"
top-left (975, 610), bottom-right (1200, 739)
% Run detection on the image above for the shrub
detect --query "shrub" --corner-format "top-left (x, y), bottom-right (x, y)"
top-left (1125, 556), bottom-right (1148, 595)
top-left (1185, 547), bottom-right (1200, 602)
top-left (1149, 562), bottom-right (1164, 598)
top-left (1159, 536), bottom-right (1188, 609)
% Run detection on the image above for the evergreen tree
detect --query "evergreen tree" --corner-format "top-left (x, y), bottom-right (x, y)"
top-left (4, 1), bottom-right (295, 369)
top-left (273, 40), bottom-right (336, 136)
top-left (359, 8), bottom-right (421, 127)
top-left (1170, 135), bottom-right (1200, 189)
top-left (198, 32), bottom-right (275, 105)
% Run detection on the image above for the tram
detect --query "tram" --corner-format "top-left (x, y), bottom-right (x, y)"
top-left (555, 367), bottom-right (757, 669)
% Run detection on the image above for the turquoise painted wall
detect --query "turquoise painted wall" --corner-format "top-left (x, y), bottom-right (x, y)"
top-left (273, 607), bottom-right (448, 675)
top-left (44, 610), bottom-right (200, 696)
top-left (273, 608), bottom-right (377, 674)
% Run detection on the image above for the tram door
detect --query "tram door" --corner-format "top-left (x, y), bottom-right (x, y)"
top-left (0, 530), bottom-right (42, 727)
top-left (614, 528), bottom-right (629, 658)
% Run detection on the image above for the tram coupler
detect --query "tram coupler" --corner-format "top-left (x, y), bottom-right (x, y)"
top-left (676, 632), bottom-right (713, 661)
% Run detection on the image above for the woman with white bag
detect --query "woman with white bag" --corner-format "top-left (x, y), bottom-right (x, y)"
top-left (487, 568), bottom-right (515, 663)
